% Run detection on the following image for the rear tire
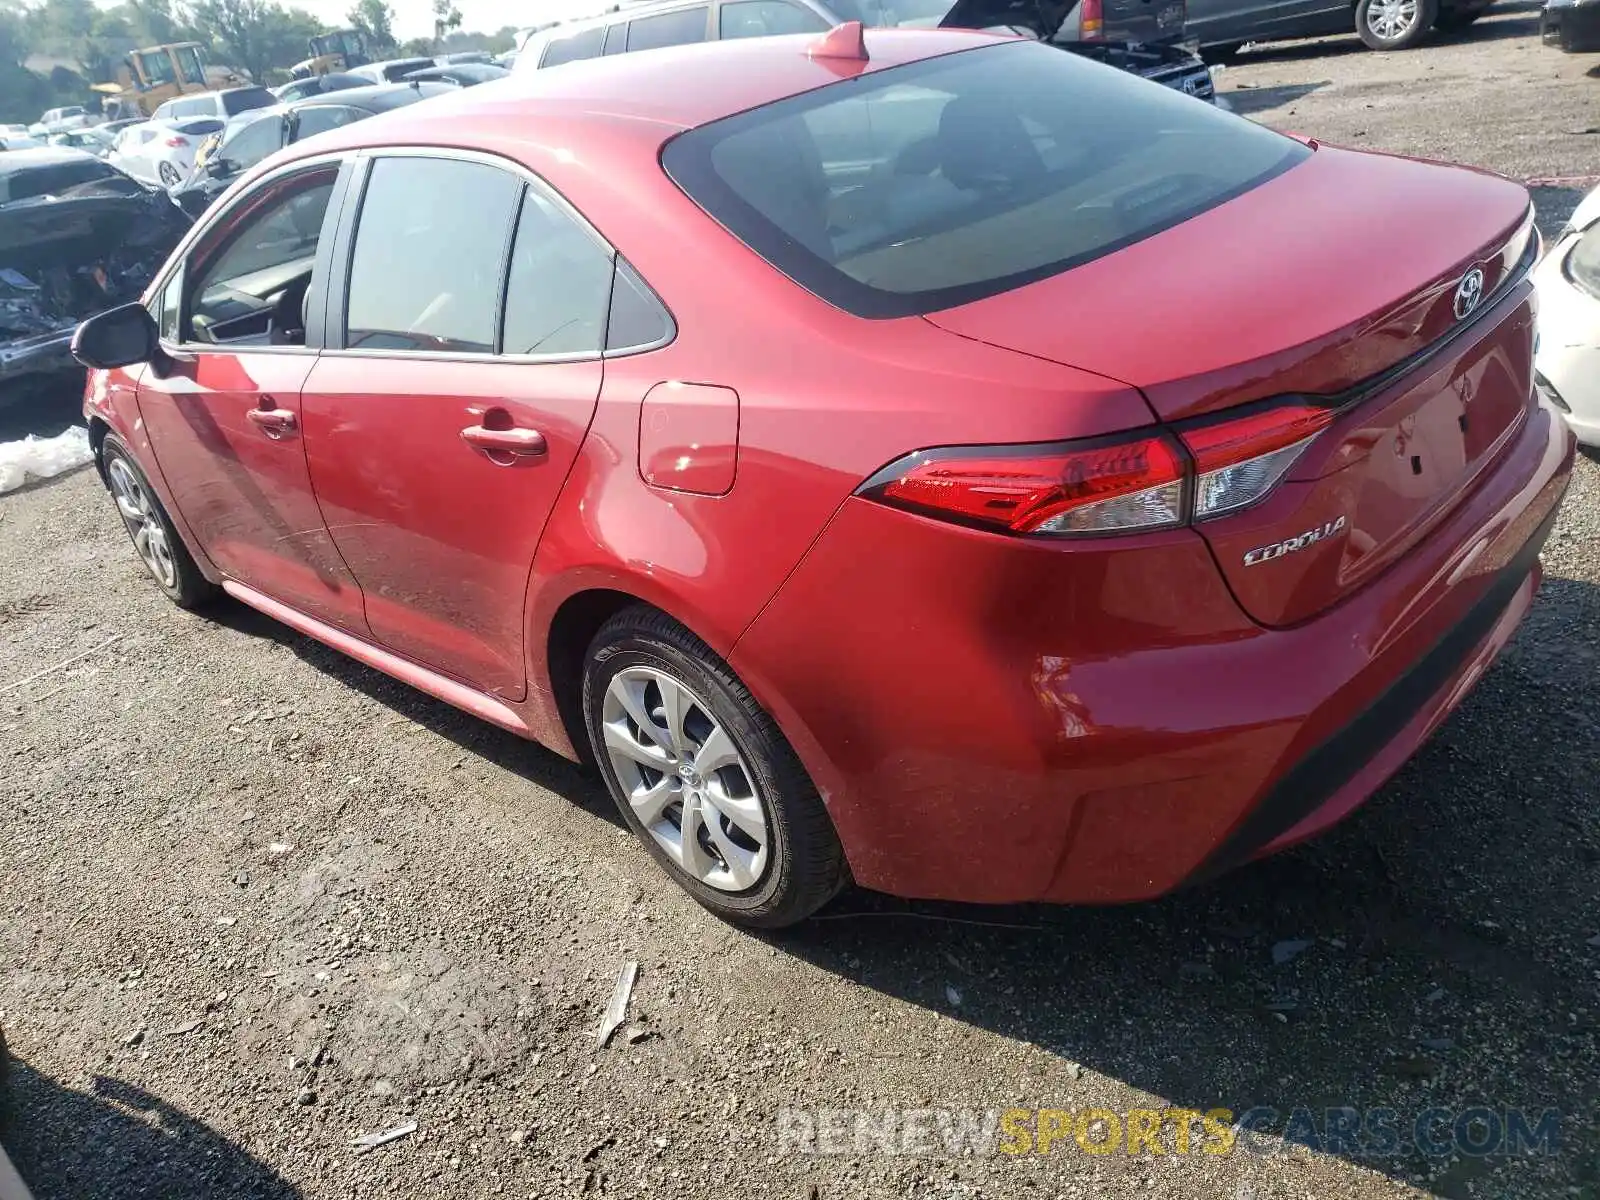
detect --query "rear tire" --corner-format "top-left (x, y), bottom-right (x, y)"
top-left (1357, 0), bottom-right (1438, 47)
top-left (102, 436), bottom-right (217, 610)
top-left (158, 160), bottom-right (182, 188)
top-left (583, 605), bottom-right (846, 929)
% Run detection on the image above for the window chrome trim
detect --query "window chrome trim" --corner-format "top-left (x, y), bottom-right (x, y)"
top-left (142, 149), bottom-right (355, 361)
top-left (319, 143), bottom-right (678, 364)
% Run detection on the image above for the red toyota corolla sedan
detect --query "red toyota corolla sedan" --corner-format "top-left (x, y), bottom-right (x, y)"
top-left (73, 25), bottom-right (1573, 928)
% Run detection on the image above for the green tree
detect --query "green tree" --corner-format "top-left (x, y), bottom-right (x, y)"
top-left (347, 0), bottom-right (395, 55)
top-left (181, 0), bottom-right (321, 82)
top-left (0, 3), bottom-right (50, 124)
top-left (431, 0), bottom-right (461, 47)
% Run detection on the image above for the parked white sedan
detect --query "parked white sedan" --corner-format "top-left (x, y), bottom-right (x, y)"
top-left (106, 117), bottom-right (224, 189)
top-left (1535, 186), bottom-right (1600, 447)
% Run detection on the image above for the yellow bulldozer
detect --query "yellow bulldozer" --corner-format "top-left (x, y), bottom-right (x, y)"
top-left (91, 43), bottom-right (232, 121)
top-left (289, 29), bottom-right (372, 80)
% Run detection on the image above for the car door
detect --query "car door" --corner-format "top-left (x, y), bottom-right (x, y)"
top-left (114, 127), bottom-right (157, 182)
top-left (135, 160), bottom-right (369, 633)
top-left (297, 153), bottom-right (613, 700)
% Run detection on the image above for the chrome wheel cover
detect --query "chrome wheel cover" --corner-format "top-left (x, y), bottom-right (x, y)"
top-left (1367, 0), bottom-right (1419, 39)
top-left (108, 458), bottom-right (177, 590)
top-left (600, 667), bottom-right (770, 893)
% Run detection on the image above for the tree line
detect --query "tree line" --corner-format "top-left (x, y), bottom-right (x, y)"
top-left (0, 0), bottom-right (518, 122)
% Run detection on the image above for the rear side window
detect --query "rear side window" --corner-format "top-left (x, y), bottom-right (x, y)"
top-left (344, 157), bottom-right (523, 354)
top-left (664, 40), bottom-right (1307, 318)
top-left (626, 7), bottom-right (709, 50)
top-left (502, 189), bottom-right (615, 355)
top-left (542, 25), bottom-right (606, 65)
top-left (719, 0), bottom-right (830, 37)
top-left (222, 88), bottom-right (277, 115)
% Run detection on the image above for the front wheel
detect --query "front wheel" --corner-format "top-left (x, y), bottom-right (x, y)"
top-left (1357, 0), bottom-right (1439, 47)
top-left (583, 606), bottom-right (846, 929)
top-left (103, 437), bottom-right (217, 610)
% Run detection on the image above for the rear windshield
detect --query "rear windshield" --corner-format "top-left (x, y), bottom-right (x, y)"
top-left (663, 40), bottom-right (1308, 318)
top-left (222, 87), bottom-right (278, 115)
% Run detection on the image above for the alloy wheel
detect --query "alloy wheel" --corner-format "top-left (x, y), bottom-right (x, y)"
top-left (600, 666), bottom-right (771, 893)
top-left (1366, 0), bottom-right (1419, 39)
top-left (159, 161), bottom-right (182, 187)
top-left (108, 458), bottom-right (178, 590)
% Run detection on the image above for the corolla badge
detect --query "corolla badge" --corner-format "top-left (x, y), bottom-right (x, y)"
top-left (1453, 267), bottom-right (1486, 321)
top-left (1243, 516), bottom-right (1348, 567)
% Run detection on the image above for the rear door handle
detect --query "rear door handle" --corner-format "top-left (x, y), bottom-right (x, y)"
top-left (461, 424), bottom-right (548, 458)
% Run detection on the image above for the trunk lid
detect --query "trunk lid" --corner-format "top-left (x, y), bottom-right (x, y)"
top-left (938, 0), bottom-right (1187, 45)
top-left (924, 146), bottom-right (1538, 625)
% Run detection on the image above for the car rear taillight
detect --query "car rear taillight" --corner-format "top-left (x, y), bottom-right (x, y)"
top-left (1180, 403), bottom-right (1334, 519)
top-left (859, 401), bottom-right (1334, 538)
top-left (860, 434), bottom-right (1186, 536)
top-left (165, 136), bottom-right (190, 148)
top-left (1080, 0), bottom-right (1104, 39)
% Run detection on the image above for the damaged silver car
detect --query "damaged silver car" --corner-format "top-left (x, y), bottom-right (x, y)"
top-left (1, 148), bottom-right (191, 395)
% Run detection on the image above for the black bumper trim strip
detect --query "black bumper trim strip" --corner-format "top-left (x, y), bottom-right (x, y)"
top-left (1186, 494), bottom-right (1563, 885)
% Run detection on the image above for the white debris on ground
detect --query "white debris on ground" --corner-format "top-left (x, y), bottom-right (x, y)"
top-left (0, 426), bottom-right (92, 495)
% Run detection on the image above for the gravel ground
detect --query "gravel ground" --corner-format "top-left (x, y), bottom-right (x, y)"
top-left (3, 16), bottom-right (1600, 1199)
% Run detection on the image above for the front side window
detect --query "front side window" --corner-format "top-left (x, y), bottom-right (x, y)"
top-left (219, 115), bottom-right (286, 173)
top-left (664, 40), bottom-right (1307, 318)
top-left (293, 106), bottom-right (367, 142)
top-left (175, 46), bottom-right (206, 85)
top-left (502, 189), bottom-right (614, 356)
top-left (344, 157), bottom-right (522, 354)
top-left (186, 171), bottom-right (337, 346)
top-left (626, 8), bottom-right (709, 50)
top-left (719, 1), bottom-right (830, 37)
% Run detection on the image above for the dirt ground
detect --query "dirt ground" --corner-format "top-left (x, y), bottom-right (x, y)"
top-left (2, 10), bottom-right (1599, 1199)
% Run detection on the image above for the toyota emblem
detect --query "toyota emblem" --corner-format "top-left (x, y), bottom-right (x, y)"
top-left (1453, 267), bottom-right (1485, 321)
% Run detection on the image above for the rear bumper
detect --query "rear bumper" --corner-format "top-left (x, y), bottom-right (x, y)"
top-left (731, 398), bottom-right (1574, 905)
top-left (1542, 0), bottom-right (1600, 51)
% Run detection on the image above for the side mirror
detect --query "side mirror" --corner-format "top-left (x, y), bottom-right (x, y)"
top-left (72, 303), bottom-right (158, 370)
top-left (206, 157), bottom-right (232, 179)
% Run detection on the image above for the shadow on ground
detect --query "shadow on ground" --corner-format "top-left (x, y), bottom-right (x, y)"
top-left (205, 513), bottom-right (1600, 1196)
top-left (207, 599), bottom-right (623, 830)
top-left (1, 1054), bottom-right (298, 1199)
top-left (1221, 80), bottom-right (1329, 115)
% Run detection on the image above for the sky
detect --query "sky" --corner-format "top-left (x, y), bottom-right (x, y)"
top-left (297, 0), bottom-right (530, 40)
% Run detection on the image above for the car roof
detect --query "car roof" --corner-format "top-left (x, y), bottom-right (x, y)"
top-left (290, 82), bottom-right (454, 112)
top-left (312, 29), bottom-right (993, 145)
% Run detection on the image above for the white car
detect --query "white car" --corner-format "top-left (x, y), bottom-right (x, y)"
top-left (38, 105), bottom-right (90, 132)
top-left (106, 117), bottom-right (224, 189)
top-left (1534, 186), bottom-right (1600, 447)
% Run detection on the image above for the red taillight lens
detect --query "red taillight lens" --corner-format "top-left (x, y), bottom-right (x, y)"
top-left (861, 433), bottom-right (1186, 537)
top-left (1080, 0), bottom-right (1104, 39)
top-left (165, 136), bottom-right (190, 148)
top-left (859, 402), bottom-right (1336, 537)
top-left (1180, 403), bottom-right (1333, 519)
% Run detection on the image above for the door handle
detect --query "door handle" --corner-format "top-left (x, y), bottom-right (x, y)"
top-left (246, 404), bottom-right (297, 438)
top-left (461, 424), bottom-right (548, 458)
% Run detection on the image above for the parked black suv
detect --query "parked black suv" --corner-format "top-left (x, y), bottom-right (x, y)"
top-left (518, 0), bottom-right (1221, 104)
top-left (1189, 0), bottom-right (1495, 53)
